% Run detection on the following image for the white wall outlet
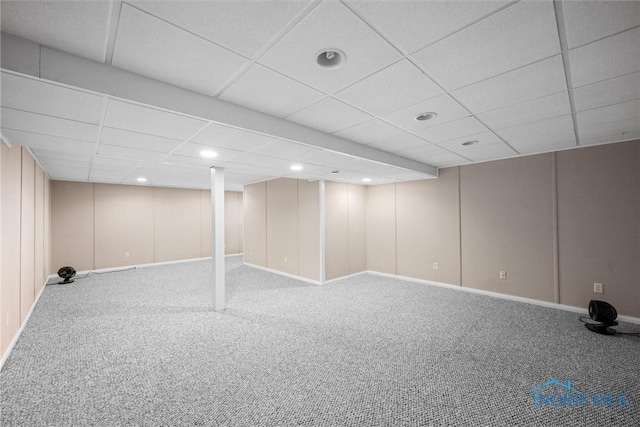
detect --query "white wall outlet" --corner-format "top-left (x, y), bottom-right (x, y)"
top-left (284, 256), bottom-right (288, 263)
top-left (499, 271), bottom-right (507, 280)
top-left (433, 263), bottom-right (439, 270)
top-left (124, 252), bottom-right (130, 258)
top-left (6, 312), bottom-right (9, 326)
top-left (594, 282), bottom-right (603, 293)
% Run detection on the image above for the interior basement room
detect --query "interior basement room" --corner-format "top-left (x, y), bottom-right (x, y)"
top-left (1, 0), bottom-right (639, 426)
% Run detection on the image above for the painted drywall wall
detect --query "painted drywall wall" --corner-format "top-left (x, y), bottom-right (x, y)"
top-left (298, 180), bottom-right (320, 281)
top-left (1, 143), bottom-right (50, 357)
top-left (51, 181), bottom-right (244, 271)
top-left (366, 184), bottom-right (397, 275)
top-left (266, 178), bottom-right (299, 275)
top-left (243, 181), bottom-right (267, 267)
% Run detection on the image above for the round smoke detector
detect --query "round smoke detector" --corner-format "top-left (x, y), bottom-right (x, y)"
top-left (317, 49), bottom-right (346, 69)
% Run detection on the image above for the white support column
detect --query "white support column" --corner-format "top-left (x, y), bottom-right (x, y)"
top-left (211, 167), bottom-right (225, 311)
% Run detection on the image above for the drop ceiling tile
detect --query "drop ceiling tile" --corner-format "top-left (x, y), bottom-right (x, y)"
top-left (172, 143), bottom-right (245, 162)
top-left (573, 73), bottom-right (640, 112)
top-left (297, 150), bottom-right (360, 169)
top-left (105, 100), bottom-right (208, 141)
top-left (437, 132), bottom-right (504, 151)
top-left (230, 153), bottom-right (297, 171)
top-left (112, 4), bottom-right (249, 95)
top-left (46, 165), bottom-right (90, 181)
top-left (495, 115), bottom-right (575, 142)
top-left (569, 27), bottom-right (640, 87)
top-left (31, 149), bottom-right (93, 164)
top-left (97, 145), bottom-right (165, 162)
top-left (287, 97), bottom-right (372, 133)
top-left (425, 152), bottom-right (472, 168)
top-left (100, 127), bottom-right (183, 153)
top-left (251, 140), bottom-right (325, 161)
top-left (1, 107), bottom-right (99, 142)
top-left (368, 133), bottom-right (429, 153)
top-left (1, 128), bottom-right (96, 154)
top-left (345, 0), bottom-right (510, 54)
top-left (334, 59), bottom-right (443, 116)
top-left (453, 56), bottom-right (567, 114)
top-left (130, 1), bottom-right (309, 57)
top-left (92, 156), bottom-right (140, 172)
top-left (508, 129), bottom-right (577, 154)
top-left (576, 100), bottom-right (640, 128)
top-left (382, 94), bottom-right (470, 132)
top-left (448, 141), bottom-right (516, 162)
top-left (192, 123), bottom-right (276, 151)
top-left (396, 143), bottom-right (450, 163)
top-left (1, 73), bottom-right (105, 124)
top-left (0, 1), bottom-right (112, 62)
top-left (579, 117), bottom-right (640, 146)
top-left (333, 119), bottom-right (405, 144)
top-left (563, 1), bottom-right (640, 48)
top-left (38, 157), bottom-right (91, 169)
top-left (219, 65), bottom-right (325, 118)
top-left (478, 92), bottom-right (571, 130)
top-left (415, 117), bottom-right (489, 143)
top-left (412, 1), bottom-right (560, 90)
top-left (259, 1), bottom-right (401, 93)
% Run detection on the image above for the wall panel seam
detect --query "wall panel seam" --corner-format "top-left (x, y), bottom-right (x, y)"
top-left (552, 153), bottom-right (560, 304)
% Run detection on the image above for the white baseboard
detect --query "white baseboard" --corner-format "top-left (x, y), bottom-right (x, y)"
top-left (243, 262), bottom-right (322, 286)
top-left (0, 278), bottom-right (50, 371)
top-left (323, 271), bottom-right (368, 284)
top-left (367, 271), bottom-right (640, 325)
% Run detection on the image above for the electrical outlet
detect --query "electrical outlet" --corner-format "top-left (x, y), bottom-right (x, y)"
top-left (5, 312), bottom-right (9, 326)
top-left (124, 252), bottom-right (130, 258)
top-left (284, 256), bottom-right (288, 263)
top-left (499, 271), bottom-right (507, 280)
top-left (594, 282), bottom-right (603, 293)
top-left (433, 263), bottom-right (439, 270)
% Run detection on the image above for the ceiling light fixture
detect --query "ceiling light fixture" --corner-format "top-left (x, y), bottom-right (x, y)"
top-left (200, 150), bottom-right (218, 159)
top-left (317, 49), bottom-right (345, 69)
top-left (462, 140), bottom-right (479, 146)
top-left (137, 177), bottom-right (147, 182)
top-left (362, 178), bottom-right (371, 183)
top-left (290, 164), bottom-right (303, 171)
top-left (330, 170), bottom-right (341, 174)
top-left (415, 112), bottom-right (437, 121)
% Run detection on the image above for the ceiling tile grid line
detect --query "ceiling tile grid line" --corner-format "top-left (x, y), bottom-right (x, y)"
top-left (104, 1), bottom-right (123, 65)
top-left (553, 0), bottom-right (581, 147)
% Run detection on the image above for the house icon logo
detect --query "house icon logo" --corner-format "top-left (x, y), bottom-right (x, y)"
top-left (530, 379), bottom-right (628, 409)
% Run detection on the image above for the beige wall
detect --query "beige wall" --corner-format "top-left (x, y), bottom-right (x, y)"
top-left (396, 168), bottom-right (461, 285)
top-left (51, 182), bottom-right (243, 271)
top-left (1, 143), bottom-right (50, 357)
top-left (366, 184), bottom-right (397, 275)
top-left (298, 180), bottom-right (320, 281)
top-left (266, 178), bottom-right (299, 276)
top-left (224, 191), bottom-right (243, 255)
top-left (557, 141), bottom-right (639, 317)
top-left (244, 182), bottom-right (267, 266)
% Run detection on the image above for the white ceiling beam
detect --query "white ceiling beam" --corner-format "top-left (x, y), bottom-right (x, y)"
top-left (1, 32), bottom-right (437, 177)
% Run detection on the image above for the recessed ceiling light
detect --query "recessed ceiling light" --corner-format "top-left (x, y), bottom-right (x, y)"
top-left (317, 49), bottom-right (345, 69)
top-left (415, 112), bottom-right (437, 121)
top-left (330, 170), bottom-right (341, 174)
top-left (462, 140), bottom-right (479, 146)
top-left (137, 177), bottom-right (147, 182)
top-left (362, 178), bottom-right (372, 183)
top-left (200, 150), bottom-right (218, 159)
top-left (290, 164), bottom-right (303, 171)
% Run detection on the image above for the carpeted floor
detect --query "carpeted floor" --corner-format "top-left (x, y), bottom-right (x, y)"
top-left (1, 256), bottom-right (639, 426)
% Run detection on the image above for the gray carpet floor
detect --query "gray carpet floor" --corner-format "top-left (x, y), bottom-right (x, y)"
top-left (1, 256), bottom-right (639, 426)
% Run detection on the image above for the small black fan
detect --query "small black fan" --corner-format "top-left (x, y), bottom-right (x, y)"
top-left (585, 300), bottom-right (618, 335)
top-left (57, 266), bottom-right (76, 284)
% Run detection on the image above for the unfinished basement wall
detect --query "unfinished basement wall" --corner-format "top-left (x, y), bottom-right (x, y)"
top-left (1, 143), bottom-right (51, 358)
top-left (51, 181), bottom-right (243, 271)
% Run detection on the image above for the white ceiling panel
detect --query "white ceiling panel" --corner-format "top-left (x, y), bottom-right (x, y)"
top-left (31, 149), bottom-right (92, 165)
top-left (333, 119), bottom-right (405, 145)
top-left (192, 123), bottom-right (276, 151)
top-left (219, 64), bottom-right (325, 118)
top-left (563, 0), bottom-right (640, 48)
top-left (0, 0), bottom-right (112, 62)
top-left (172, 143), bottom-right (245, 162)
top-left (576, 100), bottom-right (640, 129)
top-left (1, 128), bottom-right (96, 154)
top-left (345, 0), bottom-right (510, 54)
top-left (1, 73), bottom-right (105, 124)
top-left (573, 72), bottom-right (640, 112)
top-left (297, 150), bottom-right (360, 169)
top-left (259, 1), bottom-right (401, 93)
top-left (112, 4), bottom-right (248, 96)
top-left (412, 1), bottom-right (560, 90)
top-left (91, 156), bottom-right (140, 173)
top-left (424, 152), bottom-right (472, 168)
top-left (97, 145), bottom-right (165, 162)
top-left (495, 114), bottom-right (575, 142)
top-left (508, 129), bottom-right (577, 155)
top-left (447, 141), bottom-right (516, 162)
top-left (478, 92), bottom-right (571, 130)
top-left (105, 100), bottom-right (208, 140)
top-left (437, 132), bottom-right (505, 152)
top-left (1, 107), bottom-right (99, 142)
top-left (230, 152), bottom-right (299, 171)
top-left (38, 157), bottom-right (91, 169)
top-left (130, 0), bottom-right (310, 58)
top-left (579, 117), bottom-right (640, 146)
top-left (287, 97), bottom-right (372, 133)
top-left (394, 142), bottom-right (450, 163)
top-left (416, 117), bottom-right (490, 144)
top-left (335, 60), bottom-right (443, 116)
top-left (99, 127), bottom-right (184, 153)
top-left (251, 140), bottom-right (325, 161)
top-left (368, 133), bottom-right (429, 153)
top-left (46, 165), bottom-right (90, 181)
top-left (383, 94), bottom-right (470, 132)
top-left (453, 55), bottom-right (567, 114)
top-left (569, 27), bottom-right (640, 87)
